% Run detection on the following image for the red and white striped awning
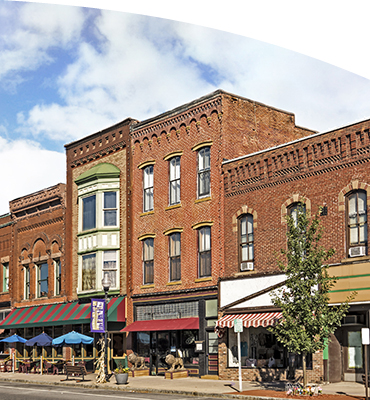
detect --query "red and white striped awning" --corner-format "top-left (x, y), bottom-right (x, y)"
top-left (216, 312), bottom-right (282, 329)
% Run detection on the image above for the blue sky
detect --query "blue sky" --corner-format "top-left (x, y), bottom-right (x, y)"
top-left (1, 0), bottom-right (370, 214)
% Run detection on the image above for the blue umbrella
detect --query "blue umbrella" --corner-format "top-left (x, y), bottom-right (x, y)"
top-left (25, 332), bottom-right (53, 347)
top-left (0, 334), bottom-right (27, 343)
top-left (52, 331), bottom-right (94, 345)
top-left (25, 332), bottom-right (53, 375)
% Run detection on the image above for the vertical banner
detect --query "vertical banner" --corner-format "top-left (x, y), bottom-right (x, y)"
top-left (90, 298), bottom-right (106, 333)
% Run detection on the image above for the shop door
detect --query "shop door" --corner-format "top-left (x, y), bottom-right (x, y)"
top-left (328, 332), bottom-right (342, 382)
top-left (206, 331), bottom-right (218, 375)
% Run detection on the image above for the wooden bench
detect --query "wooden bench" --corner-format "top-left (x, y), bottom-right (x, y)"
top-left (362, 374), bottom-right (370, 385)
top-left (62, 364), bottom-right (88, 382)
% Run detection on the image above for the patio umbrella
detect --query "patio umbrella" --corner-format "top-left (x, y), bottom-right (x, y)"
top-left (52, 331), bottom-right (94, 365)
top-left (0, 334), bottom-right (27, 373)
top-left (52, 331), bottom-right (94, 345)
top-left (25, 332), bottom-right (53, 375)
top-left (0, 334), bottom-right (27, 343)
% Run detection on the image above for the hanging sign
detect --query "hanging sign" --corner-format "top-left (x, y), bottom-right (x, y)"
top-left (90, 298), bottom-right (106, 333)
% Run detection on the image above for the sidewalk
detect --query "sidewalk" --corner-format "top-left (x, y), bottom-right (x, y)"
top-left (0, 371), bottom-right (367, 399)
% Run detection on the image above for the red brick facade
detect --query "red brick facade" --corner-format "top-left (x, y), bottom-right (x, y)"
top-left (220, 119), bottom-right (370, 382)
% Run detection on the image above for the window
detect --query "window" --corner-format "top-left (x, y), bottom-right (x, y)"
top-left (169, 233), bottom-right (181, 281)
top-left (3, 263), bottom-right (9, 292)
top-left (25, 266), bottom-right (30, 299)
top-left (143, 238), bottom-right (154, 285)
top-left (82, 194), bottom-right (96, 231)
top-left (55, 260), bottom-right (61, 296)
top-left (103, 250), bottom-right (117, 288)
top-left (198, 226), bottom-right (211, 277)
top-left (103, 192), bottom-right (117, 226)
top-left (169, 157), bottom-right (181, 205)
top-left (82, 254), bottom-right (96, 291)
top-left (289, 202), bottom-right (306, 227)
top-left (347, 190), bottom-right (368, 253)
top-left (239, 214), bottom-right (254, 267)
top-left (143, 165), bottom-right (154, 212)
top-left (198, 147), bottom-right (210, 198)
top-left (37, 262), bottom-right (48, 298)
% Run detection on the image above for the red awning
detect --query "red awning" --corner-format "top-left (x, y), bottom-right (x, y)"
top-left (121, 317), bottom-right (199, 332)
top-left (216, 312), bottom-right (282, 329)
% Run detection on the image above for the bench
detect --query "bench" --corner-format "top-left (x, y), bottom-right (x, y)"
top-left (363, 374), bottom-right (370, 385)
top-left (62, 364), bottom-right (88, 382)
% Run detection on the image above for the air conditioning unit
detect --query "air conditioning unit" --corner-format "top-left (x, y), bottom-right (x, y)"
top-left (342, 315), bottom-right (359, 325)
top-left (349, 246), bottom-right (367, 257)
top-left (240, 262), bottom-right (254, 271)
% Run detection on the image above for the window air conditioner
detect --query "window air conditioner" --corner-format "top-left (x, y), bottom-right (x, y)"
top-left (349, 246), bottom-right (366, 257)
top-left (342, 315), bottom-right (358, 325)
top-left (240, 262), bottom-right (254, 271)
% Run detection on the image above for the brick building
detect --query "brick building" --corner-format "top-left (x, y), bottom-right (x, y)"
top-left (0, 184), bottom-right (69, 360)
top-left (218, 119), bottom-right (370, 382)
top-left (123, 90), bottom-right (315, 377)
top-left (64, 118), bottom-right (135, 370)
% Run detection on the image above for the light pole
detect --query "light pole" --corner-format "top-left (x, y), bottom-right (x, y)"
top-left (102, 274), bottom-right (111, 382)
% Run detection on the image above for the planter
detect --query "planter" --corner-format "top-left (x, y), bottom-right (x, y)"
top-left (115, 372), bottom-right (129, 385)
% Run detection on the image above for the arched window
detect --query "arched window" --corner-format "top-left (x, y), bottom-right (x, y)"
top-left (239, 214), bottom-right (254, 271)
top-left (347, 190), bottom-right (367, 257)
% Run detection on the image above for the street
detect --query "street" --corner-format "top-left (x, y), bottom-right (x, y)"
top-left (0, 382), bottom-right (226, 400)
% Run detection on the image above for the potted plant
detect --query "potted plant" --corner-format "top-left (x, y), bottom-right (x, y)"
top-left (114, 364), bottom-right (129, 385)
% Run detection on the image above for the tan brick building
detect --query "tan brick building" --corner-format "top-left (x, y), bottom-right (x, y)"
top-left (219, 119), bottom-right (370, 383)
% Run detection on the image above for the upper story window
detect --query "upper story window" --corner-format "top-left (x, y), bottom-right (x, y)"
top-left (103, 250), bottom-right (117, 288)
top-left (198, 147), bottom-right (210, 198)
top-left (37, 262), bottom-right (48, 298)
top-left (103, 192), bottom-right (117, 226)
top-left (143, 238), bottom-right (154, 285)
top-left (82, 194), bottom-right (96, 231)
top-left (169, 232), bottom-right (181, 281)
top-left (24, 265), bottom-right (30, 299)
top-left (198, 226), bottom-right (211, 277)
top-left (169, 156), bottom-right (181, 205)
top-left (143, 165), bottom-right (154, 212)
top-left (2, 263), bottom-right (9, 292)
top-left (288, 202), bottom-right (306, 228)
top-left (82, 253), bottom-right (96, 291)
top-left (54, 259), bottom-right (61, 296)
top-left (347, 190), bottom-right (368, 256)
top-left (239, 214), bottom-right (254, 270)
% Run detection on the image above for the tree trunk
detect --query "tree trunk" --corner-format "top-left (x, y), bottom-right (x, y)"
top-left (302, 352), bottom-right (307, 387)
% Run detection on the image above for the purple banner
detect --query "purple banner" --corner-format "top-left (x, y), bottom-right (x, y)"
top-left (90, 298), bottom-right (106, 333)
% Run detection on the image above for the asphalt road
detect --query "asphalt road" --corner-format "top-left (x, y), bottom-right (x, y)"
top-left (0, 382), bottom-right (227, 400)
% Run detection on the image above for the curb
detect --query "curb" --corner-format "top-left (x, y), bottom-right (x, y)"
top-left (0, 377), bottom-right (289, 400)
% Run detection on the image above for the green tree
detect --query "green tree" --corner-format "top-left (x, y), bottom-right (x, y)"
top-left (269, 204), bottom-right (355, 386)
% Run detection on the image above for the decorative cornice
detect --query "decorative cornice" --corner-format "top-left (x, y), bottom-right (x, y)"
top-left (17, 216), bottom-right (64, 233)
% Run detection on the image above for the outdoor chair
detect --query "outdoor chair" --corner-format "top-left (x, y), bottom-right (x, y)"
top-left (4, 360), bottom-right (12, 372)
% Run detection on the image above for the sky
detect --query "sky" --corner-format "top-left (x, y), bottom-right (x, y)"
top-left (1, 0), bottom-right (370, 214)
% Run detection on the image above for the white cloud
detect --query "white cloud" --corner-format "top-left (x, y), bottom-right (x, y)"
top-left (0, 2), bottom-right (85, 83)
top-left (0, 137), bottom-right (65, 215)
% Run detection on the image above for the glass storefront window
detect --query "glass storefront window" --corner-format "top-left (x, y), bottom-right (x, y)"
top-left (112, 333), bottom-right (125, 357)
top-left (348, 331), bottom-right (362, 369)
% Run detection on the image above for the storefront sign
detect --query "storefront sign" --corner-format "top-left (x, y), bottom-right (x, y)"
top-left (234, 319), bottom-right (243, 333)
top-left (90, 298), bottom-right (106, 333)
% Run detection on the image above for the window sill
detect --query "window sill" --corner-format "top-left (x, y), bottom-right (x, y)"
top-left (165, 204), bottom-right (182, 211)
top-left (77, 289), bottom-right (120, 298)
top-left (166, 281), bottom-right (182, 286)
top-left (341, 255), bottom-right (370, 264)
top-left (195, 196), bottom-right (211, 204)
top-left (140, 211), bottom-right (154, 217)
top-left (140, 284), bottom-right (154, 289)
top-left (195, 277), bottom-right (212, 283)
top-left (234, 271), bottom-right (256, 277)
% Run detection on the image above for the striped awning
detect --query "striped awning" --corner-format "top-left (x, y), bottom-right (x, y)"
top-left (216, 312), bottom-right (282, 329)
top-left (0, 296), bottom-right (125, 330)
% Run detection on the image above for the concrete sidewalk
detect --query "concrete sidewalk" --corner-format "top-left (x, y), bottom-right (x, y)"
top-left (0, 371), bottom-right (367, 399)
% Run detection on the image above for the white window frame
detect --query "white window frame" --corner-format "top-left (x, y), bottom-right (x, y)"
top-left (103, 191), bottom-right (118, 227)
top-left (102, 250), bottom-right (117, 289)
top-left (169, 156), bottom-right (181, 205)
top-left (198, 147), bottom-right (210, 198)
top-left (143, 165), bottom-right (154, 212)
top-left (54, 259), bottom-right (61, 296)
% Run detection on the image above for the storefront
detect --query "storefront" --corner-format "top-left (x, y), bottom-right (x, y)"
top-left (217, 275), bottom-right (322, 382)
top-left (0, 296), bottom-right (126, 371)
top-left (123, 290), bottom-right (218, 377)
